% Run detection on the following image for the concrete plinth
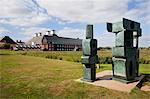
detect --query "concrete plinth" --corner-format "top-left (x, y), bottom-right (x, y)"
top-left (76, 70), bottom-right (145, 92)
top-left (141, 85), bottom-right (150, 91)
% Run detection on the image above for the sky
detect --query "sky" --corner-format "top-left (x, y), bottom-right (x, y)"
top-left (0, 0), bottom-right (150, 47)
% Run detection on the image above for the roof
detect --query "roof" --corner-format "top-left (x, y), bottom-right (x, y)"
top-left (0, 37), bottom-right (3, 41)
top-left (43, 35), bottom-right (82, 45)
top-left (26, 36), bottom-right (43, 45)
top-left (0, 36), bottom-right (16, 44)
top-left (26, 34), bottom-right (82, 45)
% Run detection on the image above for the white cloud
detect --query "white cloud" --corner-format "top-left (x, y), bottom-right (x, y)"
top-left (57, 27), bottom-right (85, 39)
top-left (22, 27), bottom-right (51, 37)
top-left (95, 32), bottom-right (115, 47)
top-left (0, 0), bottom-right (47, 18)
top-left (36, 0), bottom-right (150, 24)
top-left (0, 27), bottom-right (10, 34)
top-left (57, 20), bottom-right (66, 25)
top-left (0, 0), bottom-right (149, 47)
top-left (144, 15), bottom-right (150, 24)
top-left (1, 13), bottom-right (50, 27)
top-left (131, 0), bottom-right (150, 24)
top-left (143, 1), bottom-right (150, 24)
top-left (0, 0), bottom-right (31, 18)
top-left (1, 0), bottom-right (149, 26)
top-left (0, 0), bottom-right (50, 27)
top-left (37, 0), bottom-right (130, 23)
top-left (96, 32), bottom-right (150, 47)
top-left (139, 34), bottom-right (150, 47)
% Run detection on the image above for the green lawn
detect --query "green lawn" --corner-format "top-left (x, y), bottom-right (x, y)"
top-left (0, 53), bottom-right (150, 99)
top-left (1, 49), bottom-right (149, 64)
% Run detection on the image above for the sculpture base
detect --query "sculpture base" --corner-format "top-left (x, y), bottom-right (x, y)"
top-left (81, 78), bottom-right (95, 82)
top-left (83, 64), bottom-right (96, 82)
top-left (76, 70), bottom-right (145, 92)
top-left (112, 77), bottom-right (138, 84)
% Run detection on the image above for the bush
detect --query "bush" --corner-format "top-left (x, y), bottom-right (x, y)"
top-left (22, 52), bottom-right (27, 55)
top-left (53, 56), bottom-right (58, 59)
top-left (139, 58), bottom-right (150, 64)
top-left (45, 55), bottom-right (50, 59)
top-left (59, 57), bottom-right (63, 60)
top-left (50, 56), bottom-right (53, 59)
top-left (73, 59), bottom-right (80, 63)
top-left (99, 57), bottom-right (112, 64)
top-left (2, 44), bottom-right (11, 49)
top-left (13, 50), bottom-right (149, 64)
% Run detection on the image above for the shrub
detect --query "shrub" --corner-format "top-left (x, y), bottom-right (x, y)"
top-left (22, 52), bottom-right (27, 55)
top-left (2, 44), bottom-right (11, 49)
top-left (13, 50), bottom-right (149, 64)
top-left (66, 58), bottom-right (71, 61)
top-left (53, 56), bottom-right (57, 59)
top-left (73, 59), bottom-right (80, 63)
top-left (45, 55), bottom-right (50, 59)
top-left (99, 57), bottom-right (112, 64)
top-left (59, 57), bottom-right (63, 60)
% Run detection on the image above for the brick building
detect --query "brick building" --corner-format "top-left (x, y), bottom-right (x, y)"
top-left (0, 36), bottom-right (16, 49)
top-left (26, 30), bottom-right (82, 51)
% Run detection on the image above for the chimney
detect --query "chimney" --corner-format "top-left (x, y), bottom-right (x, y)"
top-left (48, 31), bottom-right (51, 35)
top-left (40, 32), bottom-right (42, 36)
top-left (51, 30), bottom-right (55, 35)
top-left (35, 33), bottom-right (38, 37)
top-left (38, 32), bottom-right (42, 36)
top-left (46, 31), bottom-right (51, 35)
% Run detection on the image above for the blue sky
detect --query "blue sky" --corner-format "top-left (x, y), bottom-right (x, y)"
top-left (0, 0), bottom-right (150, 47)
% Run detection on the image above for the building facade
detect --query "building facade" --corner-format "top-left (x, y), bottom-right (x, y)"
top-left (0, 36), bottom-right (16, 49)
top-left (26, 30), bottom-right (82, 51)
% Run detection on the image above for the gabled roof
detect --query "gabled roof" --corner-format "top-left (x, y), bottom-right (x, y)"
top-left (0, 37), bottom-right (3, 41)
top-left (43, 35), bottom-right (82, 45)
top-left (0, 36), bottom-right (16, 44)
top-left (27, 34), bottom-right (82, 45)
top-left (26, 36), bottom-right (43, 45)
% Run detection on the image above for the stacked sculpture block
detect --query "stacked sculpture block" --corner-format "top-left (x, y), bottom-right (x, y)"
top-left (107, 18), bottom-right (142, 83)
top-left (81, 25), bottom-right (99, 82)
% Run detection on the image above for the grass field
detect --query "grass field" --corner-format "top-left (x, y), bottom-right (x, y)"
top-left (0, 50), bottom-right (150, 99)
top-left (1, 48), bottom-right (149, 64)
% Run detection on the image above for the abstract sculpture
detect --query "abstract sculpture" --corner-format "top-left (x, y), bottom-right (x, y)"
top-left (81, 25), bottom-right (99, 82)
top-left (107, 18), bottom-right (142, 83)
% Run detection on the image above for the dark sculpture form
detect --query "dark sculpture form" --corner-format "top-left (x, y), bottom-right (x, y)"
top-left (81, 25), bottom-right (99, 82)
top-left (107, 18), bottom-right (142, 83)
